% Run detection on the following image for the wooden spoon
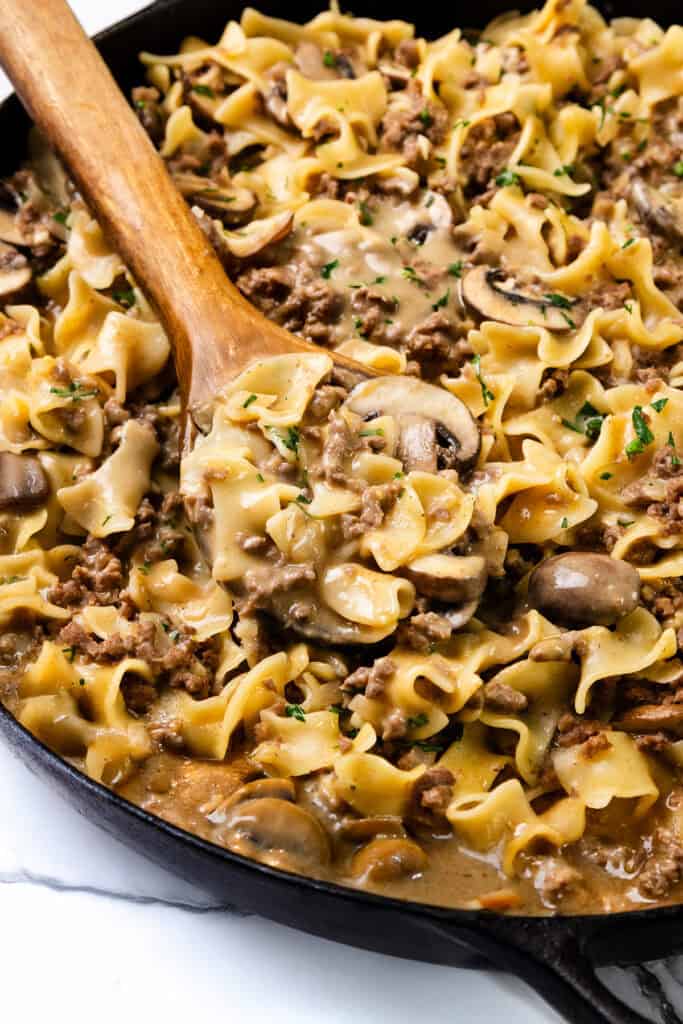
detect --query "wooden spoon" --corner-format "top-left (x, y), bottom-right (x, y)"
top-left (0, 0), bottom-right (369, 433)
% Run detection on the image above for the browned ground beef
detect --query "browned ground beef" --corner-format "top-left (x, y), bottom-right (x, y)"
top-left (236, 263), bottom-right (345, 347)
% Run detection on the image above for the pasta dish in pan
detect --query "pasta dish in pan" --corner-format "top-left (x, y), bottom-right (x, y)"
top-left (2, 0), bottom-right (683, 914)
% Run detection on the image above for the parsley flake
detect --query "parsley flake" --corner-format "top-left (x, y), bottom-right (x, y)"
top-left (192, 84), bottom-right (215, 98)
top-left (674, 162), bottom-right (683, 178)
top-left (243, 393), bottom-right (258, 408)
top-left (560, 517), bottom-right (569, 529)
top-left (622, 237), bottom-right (636, 249)
top-left (561, 401), bottom-right (605, 441)
top-left (495, 168), bottom-right (521, 187)
top-left (651, 398), bottom-right (668, 413)
top-left (448, 261), bottom-right (463, 278)
top-left (359, 200), bottom-right (373, 226)
top-left (323, 50), bottom-right (336, 67)
top-left (431, 289), bottom-right (450, 311)
top-left (112, 288), bottom-right (136, 308)
top-left (407, 712), bottom-right (429, 729)
top-left (471, 354), bottom-right (495, 407)
top-left (600, 471), bottom-right (613, 480)
top-left (53, 209), bottom-right (69, 226)
top-left (625, 404), bottom-right (654, 459)
top-left (320, 259), bottom-right (339, 279)
top-left (285, 703), bottom-right (306, 722)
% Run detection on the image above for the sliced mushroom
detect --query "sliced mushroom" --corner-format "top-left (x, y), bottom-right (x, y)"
top-left (350, 837), bottom-right (428, 883)
top-left (397, 414), bottom-right (437, 473)
top-left (0, 452), bottom-right (49, 510)
top-left (0, 243), bottom-right (31, 299)
top-left (222, 777), bottom-right (296, 810)
top-left (0, 207), bottom-right (26, 247)
top-left (614, 704), bottom-right (683, 735)
top-left (630, 178), bottom-right (683, 244)
top-left (404, 553), bottom-right (487, 605)
top-left (462, 266), bottom-right (574, 330)
top-left (219, 796), bottom-right (331, 872)
top-left (173, 172), bottom-right (256, 224)
top-left (340, 816), bottom-right (407, 842)
top-left (345, 376), bottom-right (480, 472)
top-left (527, 552), bottom-right (641, 626)
top-left (268, 590), bottom-right (393, 646)
top-left (294, 41), bottom-right (340, 81)
top-left (203, 209), bottom-right (294, 259)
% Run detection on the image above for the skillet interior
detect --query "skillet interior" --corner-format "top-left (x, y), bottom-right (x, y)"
top-left (2, 2), bottom-right (683, 1021)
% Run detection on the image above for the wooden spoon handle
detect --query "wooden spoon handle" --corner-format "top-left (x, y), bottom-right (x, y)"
top-left (0, 0), bottom-right (346, 422)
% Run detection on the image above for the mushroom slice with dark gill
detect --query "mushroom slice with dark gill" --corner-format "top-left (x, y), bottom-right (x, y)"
top-left (527, 552), bottom-right (641, 627)
top-left (344, 376), bottom-right (480, 473)
top-left (217, 795), bottom-right (331, 872)
top-left (0, 452), bottom-right (49, 510)
top-left (396, 414), bottom-right (437, 473)
top-left (462, 266), bottom-right (575, 330)
top-left (0, 242), bottom-right (31, 300)
top-left (630, 178), bottom-right (683, 245)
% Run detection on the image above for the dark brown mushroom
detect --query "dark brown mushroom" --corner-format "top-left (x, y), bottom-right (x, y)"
top-left (219, 796), bottom-right (331, 872)
top-left (614, 704), bottom-right (683, 735)
top-left (0, 452), bottom-right (49, 511)
top-left (462, 266), bottom-right (575, 330)
top-left (527, 552), bottom-right (641, 626)
top-left (345, 376), bottom-right (480, 473)
top-left (630, 178), bottom-right (683, 244)
top-left (350, 837), bottom-right (428, 883)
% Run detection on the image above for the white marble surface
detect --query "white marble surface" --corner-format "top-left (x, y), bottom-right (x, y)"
top-left (0, 3), bottom-right (568, 1022)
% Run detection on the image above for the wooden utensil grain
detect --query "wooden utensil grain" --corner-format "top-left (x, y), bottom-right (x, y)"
top-left (0, 0), bottom-right (369, 431)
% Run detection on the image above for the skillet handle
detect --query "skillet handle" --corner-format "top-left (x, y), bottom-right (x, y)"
top-left (431, 916), bottom-right (658, 1024)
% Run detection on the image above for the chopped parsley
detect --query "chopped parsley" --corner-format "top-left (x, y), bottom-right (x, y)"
top-left (192, 84), bottom-right (215, 98)
top-left (651, 397), bottom-right (668, 413)
top-left (372, 275), bottom-right (386, 285)
top-left (413, 740), bottom-right (444, 753)
top-left (243, 393), bottom-right (258, 408)
top-left (407, 712), bottom-right (429, 729)
top-left (431, 289), bottom-right (450, 311)
top-left (330, 704), bottom-right (345, 715)
top-left (102, 515), bottom-right (112, 527)
top-left (560, 517), bottom-right (569, 529)
top-left (543, 292), bottom-right (576, 329)
top-left (256, 473), bottom-right (265, 483)
top-left (624, 302), bottom-right (633, 314)
top-left (625, 404), bottom-right (654, 459)
top-left (138, 561), bottom-right (152, 575)
top-left (0, 575), bottom-right (24, 585)
top-left (320, 259), bottom-right (339, 279)
top-left (561, 401), bottom-right (605, 441)
top-left (49, 381), bottom-right (98, 402)
top-left (553, 164), bottom-right (575, 177)
top-left (296, 492), bottom-right (312, 505)
top-left (618, 518), bottom-right (634, 528)
top-left (419, 108), bottom-right (433, 128)
top-left (622, 237), bottom-right (636, 249)
top-left (323, 50), bottom-right (336, 67)
top-left (668, 431), bottom-right (681, 468)
top-left (453, 119), bottom-right (471, 130)
top-left (282, 426), bottom-right (301, 454)
top-left (471, 353), bottom-right (495, 407)
top-left (600, 471), bottom-right (613, 480)
top-left (448, 261), bottom-right (463, 278)
top-left (495, 168), bottom-right (520, 187)
top-left (674, 162), bottom-right (683, 178)
top-left (53, 209), bottom-right (69, 226)
top-left (401, 266), bottom-right (420, 283)
top-left (285, 703), bottom-right (306, 722)
top-left (359, 428), bottom-right (384, 438)
top-left (62, 646), bottom-right (76, 662)
top-left (112, 288), bottom-right (136, 308)
top-left (359, 200), bottom-right (373, 226)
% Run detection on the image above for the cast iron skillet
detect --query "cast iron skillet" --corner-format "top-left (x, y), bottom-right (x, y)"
top-left (1, 2), bottom-right (682, 1021)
